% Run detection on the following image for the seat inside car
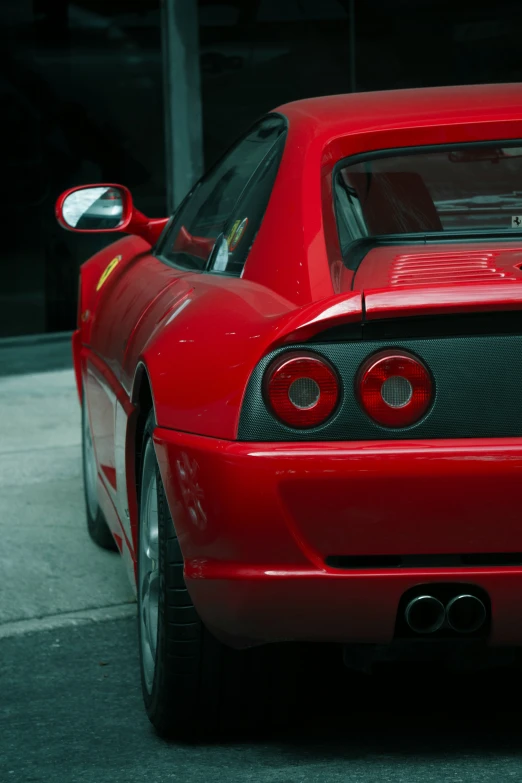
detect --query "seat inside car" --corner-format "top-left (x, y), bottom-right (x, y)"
top-left (344, 171), bottom-right (443, 235)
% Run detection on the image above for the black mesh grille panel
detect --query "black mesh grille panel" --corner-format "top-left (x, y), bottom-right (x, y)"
top-left (238, 334), bottom-right (522, 441)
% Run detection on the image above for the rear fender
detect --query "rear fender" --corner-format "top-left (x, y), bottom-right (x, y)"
top-left (139, 277), bottom-right (362, 439)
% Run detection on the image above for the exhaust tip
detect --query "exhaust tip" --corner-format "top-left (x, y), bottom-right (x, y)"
top-left (446, 594), bottom-right (487, 633)
top-left (404, 595), bottom-right (445, 634)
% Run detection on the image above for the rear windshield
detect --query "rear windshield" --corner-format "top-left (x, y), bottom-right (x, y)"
top-left (334, 142), bottom-right (522, 256)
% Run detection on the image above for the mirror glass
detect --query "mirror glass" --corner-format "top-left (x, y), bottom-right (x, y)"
top-left (62, 186), bottom-right (125, 230)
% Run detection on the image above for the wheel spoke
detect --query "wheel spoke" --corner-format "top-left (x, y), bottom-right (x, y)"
top-left (141, 570), bottom-right (151, 616)
top-left (147, 568), bottom-right (159, 657)
top-left (144, 476), bottom-right (159, 562)
top-left (141, 515), bottom-right (152, 568)
top-left (148, 477), bottom-right (159, 561)
top-left (146, 526), bottom-right (159, 563)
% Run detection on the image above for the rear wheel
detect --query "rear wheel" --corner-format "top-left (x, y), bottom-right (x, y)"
top-left (82, 391), bottom-right (117, 551)
top-left (137, 411), bottom-right (293, 738)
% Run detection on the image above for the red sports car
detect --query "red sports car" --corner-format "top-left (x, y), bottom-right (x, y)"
top-left (57, 84), bottom-right (522, 736)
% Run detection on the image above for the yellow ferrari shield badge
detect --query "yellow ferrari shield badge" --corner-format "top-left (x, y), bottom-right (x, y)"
top-left (96, 255), bottom-right (122, 291)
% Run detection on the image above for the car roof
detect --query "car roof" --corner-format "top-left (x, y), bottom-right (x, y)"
top-left (275, 84), bottom-right (522, 139)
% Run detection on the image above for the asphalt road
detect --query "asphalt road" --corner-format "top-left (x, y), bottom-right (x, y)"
top-left (3, 617), bottom-right (522, 783)
top-left (2, 340), bottom-right (522, 782)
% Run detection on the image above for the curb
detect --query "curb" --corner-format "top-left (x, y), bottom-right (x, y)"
top-left (0, 331), bottom-right (74, 349)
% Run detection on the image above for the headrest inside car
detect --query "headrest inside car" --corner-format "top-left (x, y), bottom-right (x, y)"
top-left (343, 171), bottom-right (443, 235)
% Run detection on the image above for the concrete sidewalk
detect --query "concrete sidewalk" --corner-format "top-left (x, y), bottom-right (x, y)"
top-left (0, 367), bottom-right (135, 636)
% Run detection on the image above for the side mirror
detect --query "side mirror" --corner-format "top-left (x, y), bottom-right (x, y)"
top-left (55, 183), bottom-right (169, 245)
top-left (56, 184), bottom-right (132, 232)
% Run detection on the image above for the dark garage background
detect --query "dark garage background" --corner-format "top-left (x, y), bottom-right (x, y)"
top-left (1, 0), bottom-right (521, 337)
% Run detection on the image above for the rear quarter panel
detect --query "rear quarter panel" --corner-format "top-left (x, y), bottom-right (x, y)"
top-left (139, 274), bottom-right (295, 439)
top-left (138, 274), bottom-right (363, 440)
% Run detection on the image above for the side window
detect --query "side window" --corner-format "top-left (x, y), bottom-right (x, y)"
top-left (218, 136), bottom-right (285, 276)
top-left (161, 115), bottom-right (286, 274)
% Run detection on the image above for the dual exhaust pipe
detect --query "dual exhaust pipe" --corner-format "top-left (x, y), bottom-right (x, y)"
top-left (404, 593), bottom-right (487, 635)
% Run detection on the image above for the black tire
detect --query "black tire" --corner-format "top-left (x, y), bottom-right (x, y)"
top-left (137, 410), bottom-right (294, 738)
top-left (81, 391), bottom-right (117, 551)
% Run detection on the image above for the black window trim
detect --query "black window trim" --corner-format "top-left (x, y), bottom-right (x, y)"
top-left (154, 112), bottom-right (288, 276)
top-left (332, 137), bottom-right (522, 274)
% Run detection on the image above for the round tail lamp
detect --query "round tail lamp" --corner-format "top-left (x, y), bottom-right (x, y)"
top-left (264, 352), bottom-right (340, 428)
top-left (357, 350), bottom-right (433, 427)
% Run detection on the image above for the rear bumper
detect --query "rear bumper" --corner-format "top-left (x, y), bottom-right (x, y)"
top-left (153, 430), bottom-right (522, 648)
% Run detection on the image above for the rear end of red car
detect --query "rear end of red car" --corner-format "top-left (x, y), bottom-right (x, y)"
top-left (227, 303), bottom-right (522, 645)
top-left (154, 298), bottom-right (522, 656)
top-left (156, 135), bottom-right (522, 659)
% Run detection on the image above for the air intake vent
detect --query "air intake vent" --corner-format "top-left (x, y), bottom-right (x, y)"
top-left (389, 249), bottom-right (519, 287)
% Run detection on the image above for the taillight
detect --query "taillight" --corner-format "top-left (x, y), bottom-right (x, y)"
top-left (264, 352), bottom-right (340, 428)
top-left (357, 350), bottom-right (433, 427)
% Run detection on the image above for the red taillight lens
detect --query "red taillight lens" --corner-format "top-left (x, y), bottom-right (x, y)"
top-left (357, 350), bottom-right (433, 427)
top-left (265, 352), bottom-right (340, 428)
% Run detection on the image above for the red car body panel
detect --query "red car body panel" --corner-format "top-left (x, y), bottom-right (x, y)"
top-left (153, 429), bottom-right (522, 647)
top-left (364, 283), bottom-right (522, 321)
top-left (68, 84), bottom-right (522, 649)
